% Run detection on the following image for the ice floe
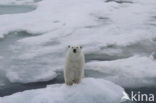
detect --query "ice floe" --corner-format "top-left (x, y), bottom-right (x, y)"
top-left (86, 56), bottom-right (156, 87)
top-left (0, 78), bottom-right (125, 103)
top-left (6, 70), bottom-right (57, 83)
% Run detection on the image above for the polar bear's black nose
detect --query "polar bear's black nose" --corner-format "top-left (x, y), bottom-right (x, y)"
top-left (73, 49), bottom-right (76, 53)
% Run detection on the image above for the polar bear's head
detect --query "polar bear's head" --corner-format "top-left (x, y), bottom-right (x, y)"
top-left (68, 45), bottom-right (82, 55)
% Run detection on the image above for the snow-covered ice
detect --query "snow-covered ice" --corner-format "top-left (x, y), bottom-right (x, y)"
top-left (86, 56), bottom-right (156, 87)
top-left (0, 0), bottom-right (156, 44)
top-left (0, 78), bottom-right (125, 103)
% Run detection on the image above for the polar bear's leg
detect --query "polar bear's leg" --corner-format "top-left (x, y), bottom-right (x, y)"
top-left (73, 60), bottom-right (84, 84)
top-left (73, 69), bottom-right (82, 84)
top-left (64, 68), bottom-right (74, 85)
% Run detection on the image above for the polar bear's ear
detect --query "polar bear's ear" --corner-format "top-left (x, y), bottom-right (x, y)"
top-left (68, 45), bottom-right (70, 48)
top-left (80, 46), bottom-right (82, 49)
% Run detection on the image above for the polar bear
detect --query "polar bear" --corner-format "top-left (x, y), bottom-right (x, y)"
top-left (64, 45), bottom-right (85, 85)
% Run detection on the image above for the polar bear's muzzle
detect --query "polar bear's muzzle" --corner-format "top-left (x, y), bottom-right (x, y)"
top-left (73, 49), bottom-right (77, 53)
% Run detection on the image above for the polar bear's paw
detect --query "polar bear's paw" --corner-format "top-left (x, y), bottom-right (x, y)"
top-left (73, 79), bottom-right (80, 84)
top-left (66, 81), bottom-right (73, 86)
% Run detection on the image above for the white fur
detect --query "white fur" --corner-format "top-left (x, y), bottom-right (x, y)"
top-left (64, 46), bottom-right (85, 85)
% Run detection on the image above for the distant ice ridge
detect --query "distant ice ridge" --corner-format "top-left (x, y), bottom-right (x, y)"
top-left (0, 0), bottom-right (36, 5)
top-left (0, 78), bottom-right (124, 103)
top-left (86, 56), bottom-right (156, 87)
